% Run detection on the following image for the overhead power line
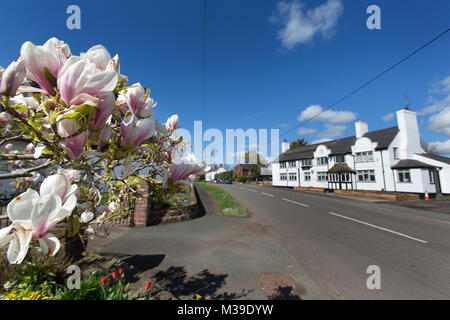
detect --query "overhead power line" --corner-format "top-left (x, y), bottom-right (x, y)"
top-left (281, 28), bottom-right (450, 138)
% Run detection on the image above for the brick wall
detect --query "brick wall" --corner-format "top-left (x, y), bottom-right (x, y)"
top-left (133, 180), bottom-right (152, 227)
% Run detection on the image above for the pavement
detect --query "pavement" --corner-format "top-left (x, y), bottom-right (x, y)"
top-left (89, 185), bottom-right (324, 300)
top-left (217, 183), bottom-right (450, 299)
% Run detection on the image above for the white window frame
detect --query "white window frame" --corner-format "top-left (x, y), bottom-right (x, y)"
top-left (289, 172), bottom-right (297, 181)
top-left (289, 161), bottom-right (297, 168)
top-left (280, 162), bottom-right (287, 169)
top-left (429, 170), bottom-right (435, 184)
top-left (317, 171), bottom-right (328, 182)
top-left (280, 173), bottom-right (287, 181)
top-left (355, 151), bottom-right (374, 163)
top-left (304, 172), bottom-right (311, 181)
top-left (397, 169), bottom-right (411, 183)
top-left (357, 170), bottom-right (376, 183)
top-left (393, 147), bottom-right (399, 160)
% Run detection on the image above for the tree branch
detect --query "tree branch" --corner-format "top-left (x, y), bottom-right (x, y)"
top-left (0, 160), bottom-right (52, 180)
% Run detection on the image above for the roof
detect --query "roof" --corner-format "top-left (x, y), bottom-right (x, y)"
top-left (277, 126), bottom-right (399, 161)
top-left (391, 159), bottom-right (437, 169)
top-left (235, 164), bottom-right (251, 169)
top-left (416, 153), bottom-right (450, 165)
top-left (278, 141), bottom-right (335, 161)
top-left (328, 164), bottom-right (355, 173)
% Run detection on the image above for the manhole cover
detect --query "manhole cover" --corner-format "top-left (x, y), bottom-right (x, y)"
top-left (257, 273), bottom-right (304, 300)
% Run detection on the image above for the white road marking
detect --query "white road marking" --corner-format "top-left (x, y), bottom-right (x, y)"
top-left (239, 187), bottom-right (247, 190)
top-left (328, 211), bottom-right (428, 244)
top-left (261, 192), bottom-right (275, 197)
top-left (282, 198), bottom-right (309, 207)
top-left (248, 189), bottom-right (257, 193)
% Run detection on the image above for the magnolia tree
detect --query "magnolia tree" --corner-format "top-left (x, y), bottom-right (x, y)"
top-left (0, 38), bottom-right (207, 264)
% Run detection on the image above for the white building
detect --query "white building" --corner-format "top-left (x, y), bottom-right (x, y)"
top-left (272, 108), bottom-right (450, 195)
top-left (205, 164), bottom-right (227, 182)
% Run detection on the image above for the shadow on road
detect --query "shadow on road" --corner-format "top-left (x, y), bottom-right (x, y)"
top-left (268, 286), bottom-right (301, 300)
top-left (153, 266), bottom-right (253, 300)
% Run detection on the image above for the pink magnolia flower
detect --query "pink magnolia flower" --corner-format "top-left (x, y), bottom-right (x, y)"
top-left (20, 38), bottom-right (71, 95)
top-left (118, 83), bottom-right (156, 118)
top-left (40, 172), bottom-right (78, 202)
top-left (57, 116), bottom-right (88, 160)
top-left (0, 112), bottom-right (11, 124)
top-left (0, 58), bottom-right (26, 96)
top-left (4, 143), bottom-right (13, 153)
top-left (89, 92), bottom-right (115, 130)
top-left (81, 44), bottom-right (127, 84)
top-left (165, 114), bottom-right (179, 132)
top-left (57, 56), bottom-right (118, 107)
top-left (26, 143), bottom-right (35, 153)
top-left (120, 115), bottom-right (156, 148)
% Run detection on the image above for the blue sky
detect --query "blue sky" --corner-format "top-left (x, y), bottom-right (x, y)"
top-left (1, 0), bottom-right (449, 160)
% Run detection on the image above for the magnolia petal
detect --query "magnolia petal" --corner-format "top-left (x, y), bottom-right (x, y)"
top-left (80, 211), bottom-right (94, 223)
top-left (31, 194), bottom-right (61, 237)
top-left (0, 226), bottom-right (13, 247)
top-left (7, 189), bottom-right (40, 222)
top-left (40, 173), bottom-right (71, 199)
top-left (38, 233), bottom-right (60, 256)
top-left (7, 229), bottom-right (32, 264)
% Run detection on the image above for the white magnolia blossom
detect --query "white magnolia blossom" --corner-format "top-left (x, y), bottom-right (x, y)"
top-left (0, 173), bottom-right (77, 264)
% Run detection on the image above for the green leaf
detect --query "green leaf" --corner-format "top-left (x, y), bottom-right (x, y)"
top-left (44, 67), bottom-right (57, 88)
top-left (67, 216), bottom-right (80, 238)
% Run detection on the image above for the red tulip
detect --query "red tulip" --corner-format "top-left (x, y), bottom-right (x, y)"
top-left (145, 281), bottom-right (151, 290)
top-left (119, 268), bottom-right (124, 275)
top-left (112, 272), bottom-right (118, 280)
top-left (101, 277), bottom-right (109, 285)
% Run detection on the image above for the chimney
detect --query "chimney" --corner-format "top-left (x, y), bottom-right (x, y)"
top-left (282, 139), bottom-right (290, 153)
top-left (355, 120), bottom-right (368, 138)
top-left (396, 108), bottom-right (423, 158)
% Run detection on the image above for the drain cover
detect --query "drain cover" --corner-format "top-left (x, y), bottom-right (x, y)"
top-left (257, 273), bottom-right (304, 300)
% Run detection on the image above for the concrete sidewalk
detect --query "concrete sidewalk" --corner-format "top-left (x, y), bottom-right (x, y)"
top-left (88, 186), bottom-right (325, 300)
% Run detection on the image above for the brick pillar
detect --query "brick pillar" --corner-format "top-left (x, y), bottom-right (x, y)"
top-left (133, 180), bottom-right (152, 227)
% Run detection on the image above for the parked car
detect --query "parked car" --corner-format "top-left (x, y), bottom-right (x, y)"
top-left (222, 178), bottom-right (232, 184)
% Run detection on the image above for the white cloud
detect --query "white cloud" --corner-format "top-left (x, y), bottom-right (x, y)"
top-left (428, 107), bottom-right (450, 137)
top-left (298, 104), bottom-right (356, 123)
top-left (316, 123), bottom-right (346, 139)
top-left (297, 127), bottom-right (317, 135)
top-left (419, 75), bottom-right (450, 115)
top-left (427, 140), bottom-right (450, 155)
top-left (312, 137), bottom-right (334, 144)
top-left (382, 112), bottom-right (395, 122)
top-left (428, 76), bottom-right (450, 95)
top-left (271, 0), bottom-right (344, 50)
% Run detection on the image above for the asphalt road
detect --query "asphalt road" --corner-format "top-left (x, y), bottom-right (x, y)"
top-left (216, 183), bottom-right (450, 299)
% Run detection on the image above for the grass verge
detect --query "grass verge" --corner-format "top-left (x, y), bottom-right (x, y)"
top-left (197, 183), bottom-right (249, 218)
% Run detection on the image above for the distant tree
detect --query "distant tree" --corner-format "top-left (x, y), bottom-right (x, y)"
top-left (243, 150), bottom-right (267, 177)
top-left (290, 138), bottom-right (308, 150)
top-left (421, 139), bottom-right (439, 155)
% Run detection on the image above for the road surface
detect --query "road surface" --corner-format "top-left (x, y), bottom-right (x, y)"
top-left (216, 184), bottom-right (450, 299)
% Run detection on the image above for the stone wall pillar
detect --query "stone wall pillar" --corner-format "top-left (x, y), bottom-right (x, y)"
top-left (133, 180), bottom-right (152, 227)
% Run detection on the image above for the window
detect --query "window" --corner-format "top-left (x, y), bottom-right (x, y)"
top-left (334, 155), bottom-right (346, 163)
top-left (280, 173), bottom-right (287, 181)
top-left (280, 162), bottom-right (287, 169)
top-left (289, 172), bottom-right (297, 181)
top-left (357, 170), bottom-right (376, 183)
top-left (316, 157), bottom-right (328, 166)
top-left (317, 172), bottom-right (328, 182)
top-left (301, 159), bottom-right (312, 167)
top-left (355, 151), bottom-right (374, 163)
top-left (304, 172), bottom-right (311, 181)
top-left (393, 147), bottom-right (399, 160)
top-left (429, 170), bottom-right (435, 184)
top-left (288, 161), bottom-right (297, 168)
top-left (397, 169), bottom-right (411, 183)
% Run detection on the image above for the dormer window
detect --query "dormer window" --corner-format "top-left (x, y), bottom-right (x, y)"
top-left (355, 151), bottom-right (374, 163)
top-left (316, 157), bottom-right (328, 166)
